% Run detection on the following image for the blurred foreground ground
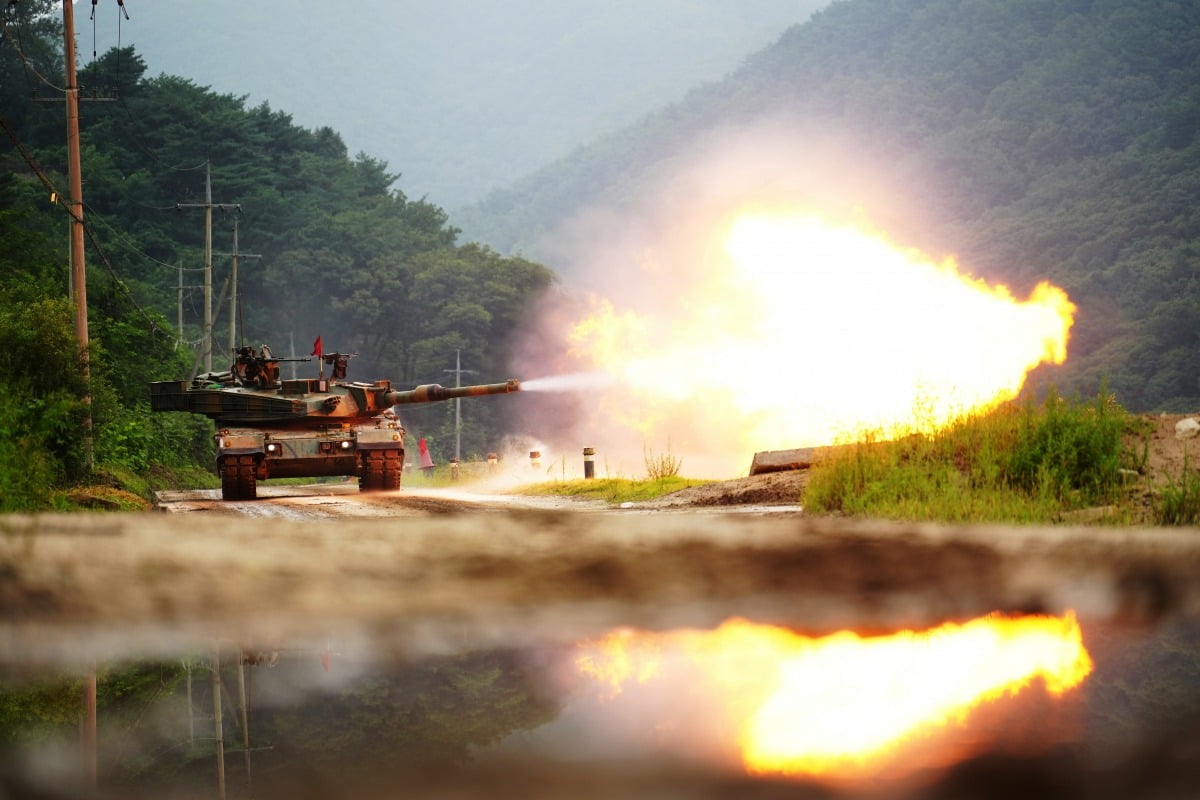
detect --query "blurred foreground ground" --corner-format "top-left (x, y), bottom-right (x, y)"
top-left (2, 414), bottom-right (1200, 798)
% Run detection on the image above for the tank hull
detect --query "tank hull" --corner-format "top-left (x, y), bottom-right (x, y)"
top-left (214, 422), bottom-right (405, 500)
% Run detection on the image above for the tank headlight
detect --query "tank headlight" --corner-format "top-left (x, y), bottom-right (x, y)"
top-left (266, 443), bottom-right (278, 453)
top-left (392, 433), bottom-right (400, 441)
top-left (221, 439), bottom-right (231, 448)
top-left (341, 440), bottom-right (352, 450)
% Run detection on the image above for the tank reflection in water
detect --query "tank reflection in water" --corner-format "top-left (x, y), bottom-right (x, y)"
top-left (1, 616), bottom-right (1199, 799)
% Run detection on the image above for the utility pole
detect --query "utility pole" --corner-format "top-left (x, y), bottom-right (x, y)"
top-left (83, 670), bottom-right (96, 792)
top-left (228, 221), bottom-right (241, 354)
top-left (62, 0), bottom-right (93, 466)
top-left (37, 3), bottom-right (117, 459)
top-left (63, 0), bottom-right (86, 365)
top-left (176, 261), bottom-right (184, 349)
top-left (176, 162), bottom-right (239, 372)
top-left (236, 657), bottom-right (252, 789)
top-left (443, 350), bottom-right (477, 461)
top-left (212, 645), bottom-right (226, 800)
top-left (214, 218), bottom-right (261, 355)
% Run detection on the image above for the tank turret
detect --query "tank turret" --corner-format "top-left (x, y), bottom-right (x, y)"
top-left (150, 345), bottom-right (521, 500)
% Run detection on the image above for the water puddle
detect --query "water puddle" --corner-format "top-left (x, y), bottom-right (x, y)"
top-left (1, 616), bottom-right (1197, 799)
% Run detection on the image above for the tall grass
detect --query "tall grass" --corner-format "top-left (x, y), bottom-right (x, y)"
top-left (1154, 455), bottom-right (1200, 525)
top-left (803, 390), bottom-right (1134, 523)
top-left (644, 441), bottom-right (682, 480)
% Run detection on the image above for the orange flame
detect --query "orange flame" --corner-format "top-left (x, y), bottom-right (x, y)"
top-left (560, 212), bottom-right (1076, 475)
top-left (572, 613), bottom-right (1092, 779)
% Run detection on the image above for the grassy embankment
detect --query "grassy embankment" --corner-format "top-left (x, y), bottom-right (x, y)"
top-left (47, 464), bottom-right (218, 512)
top-left (523, 391), bottom-right (1200, 526)
top-left (801, 391), bottom-right (1179, 525)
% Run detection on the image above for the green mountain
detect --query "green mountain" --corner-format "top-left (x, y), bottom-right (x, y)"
top-left (458, 0), bottom-right (1200, 412)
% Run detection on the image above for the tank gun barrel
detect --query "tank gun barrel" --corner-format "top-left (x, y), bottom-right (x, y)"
top-left (385, 379), bottom-right (520, 406)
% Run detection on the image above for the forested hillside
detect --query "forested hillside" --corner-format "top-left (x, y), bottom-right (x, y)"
top-left (0, 1), bottom-right (552, 508)
top-left (459, 0), bottom-right (1200, 413)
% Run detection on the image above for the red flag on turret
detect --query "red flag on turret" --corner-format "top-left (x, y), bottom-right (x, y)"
top-left (311, 336), bottom-right (323, 358)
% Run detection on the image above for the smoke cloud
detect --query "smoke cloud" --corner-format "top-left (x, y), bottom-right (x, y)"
top-left (506, 117), bottom-right (918, 479)
top-left (505, 116), bottom-right (1073, 480)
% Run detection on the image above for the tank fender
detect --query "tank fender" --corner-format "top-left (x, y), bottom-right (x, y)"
top-left (356, 426), bottom-right (405, 451)
top-left (215, 429), bottom-right (265, 457)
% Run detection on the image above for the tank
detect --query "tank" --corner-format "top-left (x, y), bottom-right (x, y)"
top-left (149, 346), bottom-right (520, 500)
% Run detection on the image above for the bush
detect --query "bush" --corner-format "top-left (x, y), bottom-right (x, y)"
top-left (803, 390), bottom-right (1134, 523)
top-left (0, 392), bottom-right (58, 511)
top-left (644, 442), bottom-right (682, 480)
top-left (1001, 389), bottom-right (1127, 506)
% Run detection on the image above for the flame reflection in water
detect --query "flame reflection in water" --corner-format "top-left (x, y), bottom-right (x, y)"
top-left (573, 613), bottom-right (1092, 781)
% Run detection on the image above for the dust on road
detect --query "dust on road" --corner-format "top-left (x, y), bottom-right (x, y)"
top-left (152, 472), bottom-right (807, 517)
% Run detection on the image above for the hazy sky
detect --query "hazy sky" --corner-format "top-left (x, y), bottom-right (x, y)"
top-left (86, 0), bottom-right (828, 210)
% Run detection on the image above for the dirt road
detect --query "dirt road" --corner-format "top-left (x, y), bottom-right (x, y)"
top-left (1, 476), bottom-right (1197, 667)
top-left (152, 482), bottom-right (534, 517)
top-left (152, 473), bottom-right (807, 517)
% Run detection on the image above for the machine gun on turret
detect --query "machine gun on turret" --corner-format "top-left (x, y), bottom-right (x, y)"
top-left (322, 351), bottom-right (357, 381)
top-left (230, 344), bottom-right (311, 389)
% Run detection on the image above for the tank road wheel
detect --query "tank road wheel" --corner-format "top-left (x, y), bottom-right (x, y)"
top-left (220, 456), bottom-right (258, 501)
top-left (237, 457), bottom-right (258, 500)
top-left (359, 451), bottom-right (384, 492)
top-left (220, 459), bottom-right (239, 500)
top-left (359, 451), bottom-right (401, 492)
top-left (381, 450), bottom-right (401, 490)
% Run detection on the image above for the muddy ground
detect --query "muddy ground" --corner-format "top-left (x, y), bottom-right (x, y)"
top-left (1127, 412), bottom-right (1200, 477)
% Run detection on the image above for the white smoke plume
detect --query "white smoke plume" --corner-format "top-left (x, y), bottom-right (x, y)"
top-left (506, 117), bottom-right (917, 479)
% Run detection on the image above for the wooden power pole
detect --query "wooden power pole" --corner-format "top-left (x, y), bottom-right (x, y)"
top-left (62, 0), bottom-right (92, 464)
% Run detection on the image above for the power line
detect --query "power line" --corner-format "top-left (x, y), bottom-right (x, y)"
top-left (0, 112), bottom-right (75, 219)
top-left (82, 218), bottom-right (175, 339)
top-left (1, 112), bottom-right (174, 340)
top-left (83, 202), bottom-right (206, 272)
top-left (9, 1), bottom-right (205, 174)
top-left (0, 7), bottom-right (66, 94)
top-left (80, 2), bottom-right (211, 174)
top-left (88, 0), bottom-right (129, 64)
